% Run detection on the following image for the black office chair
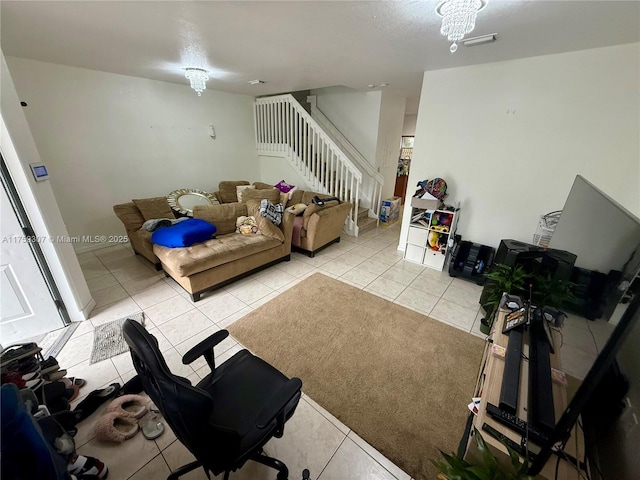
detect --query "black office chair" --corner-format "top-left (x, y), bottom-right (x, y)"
top-left (122, 319), bottom-right (306, 480)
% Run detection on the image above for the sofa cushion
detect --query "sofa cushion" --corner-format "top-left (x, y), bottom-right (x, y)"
top-left (247, 200), bottom-right (285, 242)
top-left (133, 197), bottom-right (175, 221)
top-left (302, 199), bottom-right (340, 229)
top-left (218, 181), bottom-right (250, 203)
top-left (287, 189), bottom-right (304, 207)
top-left (252, 182), bottom-right (274, 190)
top-left (154, 233), bottom-right (282, 277)
top-left (151, 218), bottom-right (217, 248)
top-left (114, 202), bottom-right (146, 231)
top-left (236, 184), bottom-right (255, 202)
top-left (193, 203), bottom-right (248, 235)
top-left (241, 187), bottom-right (281, 205)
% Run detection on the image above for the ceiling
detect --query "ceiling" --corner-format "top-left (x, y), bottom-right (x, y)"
top-left (2, 1), bottom-right (639, 114)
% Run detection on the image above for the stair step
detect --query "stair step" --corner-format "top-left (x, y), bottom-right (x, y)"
top-left (357, 216), bottom-right (378, 235)
top-left (357, 207), bottom-right (369, 221)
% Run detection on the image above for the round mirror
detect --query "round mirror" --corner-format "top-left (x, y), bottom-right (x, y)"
top-left (167, 188), bottom-right (218, 216)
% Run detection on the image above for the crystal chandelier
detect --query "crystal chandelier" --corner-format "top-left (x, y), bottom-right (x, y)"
top-left (436, 0), bottom-right (487, 53)
top-left (184, 68), bottom-right (209, 96)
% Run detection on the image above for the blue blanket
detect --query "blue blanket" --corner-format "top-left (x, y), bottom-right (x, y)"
top-left (151, 218), bottom-right (216, 248)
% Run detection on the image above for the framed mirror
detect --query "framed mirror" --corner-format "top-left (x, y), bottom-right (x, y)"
top-left (167, 188), bottom-right (219, 216)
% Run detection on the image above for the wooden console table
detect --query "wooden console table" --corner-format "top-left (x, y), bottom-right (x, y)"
top-left (463, 308), bottom-right (588, 479)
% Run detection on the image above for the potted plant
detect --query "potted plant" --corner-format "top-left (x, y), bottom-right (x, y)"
top-left (479, 264), bottom-right (532, 334)
top-left (531, 272), bottom-right (576, 309)
top-left (432, 428), bottom-right (534, 480)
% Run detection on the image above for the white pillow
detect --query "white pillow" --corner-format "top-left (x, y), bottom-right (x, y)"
top-left (286, 203), bottom-right (308, 216)
top-left (236, 184), bottom-right (255, 202)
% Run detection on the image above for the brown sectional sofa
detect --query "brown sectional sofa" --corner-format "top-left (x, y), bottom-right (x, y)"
top-left (227, 181), bottom-right (354, 257)
top-left (113, 181), bottom-right (352, 301)
top-left (157, 200), bottom-right (293, 301)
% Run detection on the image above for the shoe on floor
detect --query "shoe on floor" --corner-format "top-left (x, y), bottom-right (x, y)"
top-left (73, 383), bottom-right (121, 422)
top-left (0, 343), bottom-right (42, 367)
top-left (105, 394), bottom-right (147, 419)
top-left (39, 356), bottom-right (60, 375)
top-left (139, 411), bottom-right (164, 440)
top-left (68, 455), bottom-right (108, 479)
top-left (95, 411), bottom-right (139, 443)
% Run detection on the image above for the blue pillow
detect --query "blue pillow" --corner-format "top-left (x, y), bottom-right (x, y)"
top-left (151, 218), bottom-right (216, 248)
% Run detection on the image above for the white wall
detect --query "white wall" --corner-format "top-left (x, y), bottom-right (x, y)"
top-left (400, 43), bottom-right (640, 251)
top-left (312, 86), bottom-right (407, 201)
top-left (376, 92), bottom-right (407, 199)
top-left (6, 57), bottom-right (259, 250)
top-left (1, 54), bottom-right (94, 322)
top-left (311, 86), bottom-right (382, 167)
top-left (402, 114), bottom-right (417, 136)
top-left (258, 154), bottom-right (311, 190)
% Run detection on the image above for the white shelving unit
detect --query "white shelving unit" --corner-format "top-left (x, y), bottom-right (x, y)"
top-left (404, 208), bottom-right (458, 271)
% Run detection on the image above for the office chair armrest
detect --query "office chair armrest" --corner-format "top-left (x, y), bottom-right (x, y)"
top-left (256, 378), bottom-right (302, 430)
top-left (182, 330), bottom-right (230, 370)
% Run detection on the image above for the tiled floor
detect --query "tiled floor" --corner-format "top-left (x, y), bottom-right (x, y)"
top-left (56, 220), bottom-right (490, 480)
top-left (54, 219), bottom-right (603, 480)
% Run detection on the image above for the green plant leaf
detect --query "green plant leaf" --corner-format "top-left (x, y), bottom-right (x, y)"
top-left (467, 465), bottom-right (500, 480)
top-left (473, 428), bottom-right (498, 469)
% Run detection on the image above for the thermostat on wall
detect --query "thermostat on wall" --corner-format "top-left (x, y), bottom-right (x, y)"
top-left (29, 163), bottom-right (49, 182)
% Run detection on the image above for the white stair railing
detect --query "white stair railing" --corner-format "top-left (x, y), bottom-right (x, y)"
top-left (307, 95), bottom-right (383, 219)
top-left (255, 94), bottom-right (365, 235)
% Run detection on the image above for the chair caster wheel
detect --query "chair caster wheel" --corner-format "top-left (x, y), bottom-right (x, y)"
top-left (302, 468), bottom-right (310, 479)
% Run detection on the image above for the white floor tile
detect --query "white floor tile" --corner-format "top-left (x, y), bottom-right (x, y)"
top-left (156, 309), bottom-right (215, 346)
top-left (317, 436), bottom-right (397, 480)
top-left (429, 298), bottom-right (479, 332)
top-left (70, 222), bottom-right (602, 480)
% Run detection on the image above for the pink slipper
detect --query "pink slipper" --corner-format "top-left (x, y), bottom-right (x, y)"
top-left (104, 394), bottom-right (147, 419)
top-left (94, 411), bottom-right (139, 442)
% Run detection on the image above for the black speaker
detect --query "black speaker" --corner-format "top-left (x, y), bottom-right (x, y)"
top-left (494, 239), bottom-right (545, 267)
top-left (480, 240), bottom-right (545, 308)
top-left (541, 249), bottom-right (577, 283)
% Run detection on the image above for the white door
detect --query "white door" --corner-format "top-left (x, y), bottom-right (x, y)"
top-left (1, 182), bottom-right (63, 345)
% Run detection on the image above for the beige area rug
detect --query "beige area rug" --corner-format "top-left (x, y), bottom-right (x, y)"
top-left (228, 273), bottom-right (484, 480)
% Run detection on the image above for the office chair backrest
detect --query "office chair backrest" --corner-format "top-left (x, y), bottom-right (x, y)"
top-left (123, 319), bottom-right (235, 472)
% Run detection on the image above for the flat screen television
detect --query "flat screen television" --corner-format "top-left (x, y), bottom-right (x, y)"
top-left (529, 175), bottom-right (640, 475)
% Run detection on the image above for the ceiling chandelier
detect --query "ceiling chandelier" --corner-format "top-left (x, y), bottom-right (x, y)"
top-left (436, 0), bottom-right (487, 53)
top-left (184, 68), bottom-right (209, 96)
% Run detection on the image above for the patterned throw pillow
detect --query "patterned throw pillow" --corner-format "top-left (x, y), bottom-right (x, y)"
top-left (274, 179), bottom-right (295, 194)
top-left (259, 199), bottom-right (285, 226)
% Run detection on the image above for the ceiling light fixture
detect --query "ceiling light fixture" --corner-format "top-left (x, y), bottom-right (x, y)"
top-left (436, 0), bottom-right (487, 53)
top-left (184, 68), bottom-right (209, 96)
top-left (463, 33), bottom-right (497, 46)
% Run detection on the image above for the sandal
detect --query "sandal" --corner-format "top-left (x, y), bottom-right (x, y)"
top-left (105, 394), bottom-right (147, 419)
top-left (62, 377), bottom-right (87, 389)
top-left (94, 411), bottom-right (139, 442)
top-left (139, 411), bottom-right (165, 440)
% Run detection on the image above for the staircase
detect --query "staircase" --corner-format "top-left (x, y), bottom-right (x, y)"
top-left (254, 94), bottom-right (383, 236)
